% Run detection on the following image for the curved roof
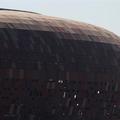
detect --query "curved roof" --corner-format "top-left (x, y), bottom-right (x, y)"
top-left (0, 9), bottom-right (119, 45)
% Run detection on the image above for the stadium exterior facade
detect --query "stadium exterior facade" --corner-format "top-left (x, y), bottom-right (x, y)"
top-left (0, 9), bottom-right (120, 120)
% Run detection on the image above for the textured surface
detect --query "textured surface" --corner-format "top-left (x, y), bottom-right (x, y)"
top-left (0, 9), bottom-right (120, 120)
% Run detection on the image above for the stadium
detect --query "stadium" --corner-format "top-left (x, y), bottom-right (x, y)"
top-left (0, 9), bottom-right (120, 120)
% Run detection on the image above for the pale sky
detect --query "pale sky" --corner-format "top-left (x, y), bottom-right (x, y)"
top-left (0, 0), bottom-right (119, 36)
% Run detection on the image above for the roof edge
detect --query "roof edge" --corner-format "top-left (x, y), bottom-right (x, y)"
top-left (0, 8), bottom-right (41, 15)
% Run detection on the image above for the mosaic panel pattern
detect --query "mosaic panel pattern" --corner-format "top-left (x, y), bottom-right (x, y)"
top-left (0, 9), bottom-right (120, 120)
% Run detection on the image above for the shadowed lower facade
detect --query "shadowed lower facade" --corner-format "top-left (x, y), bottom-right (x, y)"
top-left (0, 9), bottom-right (120, 120)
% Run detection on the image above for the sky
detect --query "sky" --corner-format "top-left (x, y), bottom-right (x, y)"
top-left (0, 0), bottom-right (119, 36)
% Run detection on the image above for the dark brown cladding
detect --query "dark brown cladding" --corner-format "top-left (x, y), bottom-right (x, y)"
top-left (0, 9), bottom-right (120, 120)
